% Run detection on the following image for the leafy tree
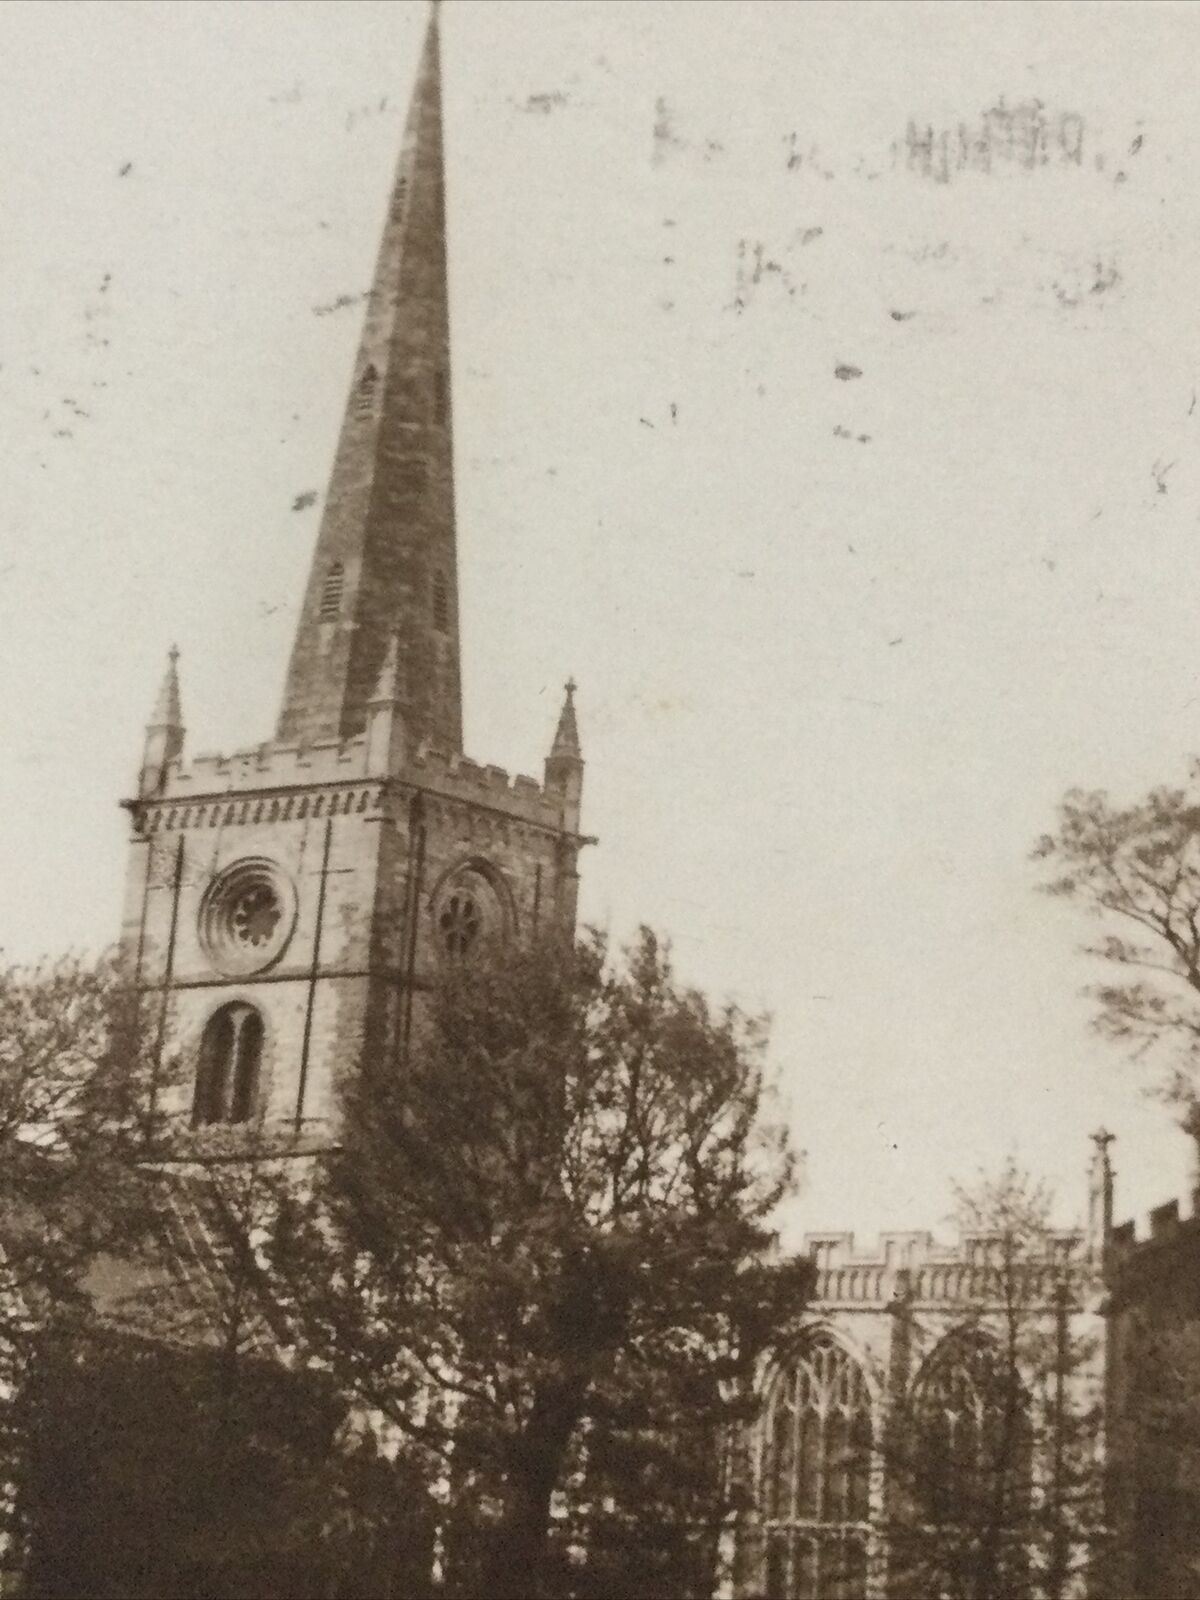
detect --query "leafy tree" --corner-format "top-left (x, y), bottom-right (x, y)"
top-left (15, 1312), bottom-right (437, 1600)
top-left (0, 954), bottom-right (162, 1332)
top-left (0, 954), bottom-right (178, 1573)
top-left (885, 1162), bottom-right (1105, 1600)
top-left (273, 927), bottom-right (806, 1599)
top-left (1035, 773), bottom-right (1200, 1595)
top-left (0, 989), bottom-right (433, 1600)
top-left (1034, 776), bottom-right (1200, 1110)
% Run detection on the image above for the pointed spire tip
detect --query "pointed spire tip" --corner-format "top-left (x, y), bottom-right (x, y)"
top-left (149, 644), bottom-right (183, 730)
top-left (275, 0), bottom-right (458, 751)
top-left (550, 677), bottom-right (581, 759)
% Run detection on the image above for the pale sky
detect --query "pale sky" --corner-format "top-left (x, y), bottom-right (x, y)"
top-left (2, 0), bottom-right (1199, 1247)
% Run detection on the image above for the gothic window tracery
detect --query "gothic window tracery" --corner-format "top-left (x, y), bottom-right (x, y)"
top-left (431, 862), bottom-right (512, 960)
top-left (759, 1333), bottom-right (873, 1599)
top-left (193, 1002), bottom-right (263, 1127)
top-left (438, 890), bottom-right (482, 957)
top-left (909, 1330), bottom-right (1031, 1530)
top-left (199, 859), bottom-right (296, 977)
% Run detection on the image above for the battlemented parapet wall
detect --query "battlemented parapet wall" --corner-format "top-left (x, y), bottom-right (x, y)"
top-left (1107, 1190), bottom-right (1200, 1294)
top-left (135, 729), bottom-right (578, 839)
top-left (805, 1226), bottom-right (1089, 1311)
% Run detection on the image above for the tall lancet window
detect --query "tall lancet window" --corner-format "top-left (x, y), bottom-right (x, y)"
top-left (193, 1003), bottom-right (264, 1127)
top-left (759, 1334), bottom-right (873, 1600)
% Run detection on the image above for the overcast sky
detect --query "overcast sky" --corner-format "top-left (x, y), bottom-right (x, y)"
top-left (2, 0), bottom-right (1199, 1247)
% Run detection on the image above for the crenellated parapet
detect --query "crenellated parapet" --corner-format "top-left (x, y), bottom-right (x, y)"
top-left (152, 737), bottom-right (366, 795)
top-left (1106, 1191), bottom-right (1200, 1311)
top-left (805, 1225), bottom-right (1088, 1310)
top-left (407, 738), bottom-right (583, 832)
top-left (126, 731), bottom-right (585, 841)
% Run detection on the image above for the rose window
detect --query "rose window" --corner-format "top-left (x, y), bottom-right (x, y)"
top-left (439, 891), bottom-right (482, 957)
top-left (230, 882), bottom-right (282, 949)
top-left (199, 858), bottom-right (297, 977)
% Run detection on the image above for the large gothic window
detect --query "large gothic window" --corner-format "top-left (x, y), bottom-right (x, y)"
top-left (890, 1330), bottom-right (1032, 1599)
top-left (759, 1334), bottom-right (873, 1600)
top-left (192, 1003), bottom-right (263, 1127)
top-left (910, 1331), bottom-right (1030, 1526)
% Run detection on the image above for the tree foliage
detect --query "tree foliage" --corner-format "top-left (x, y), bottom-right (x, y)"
top-left (14, 1323), bottom-right (436, 1600)
top-left (885, 1162), bottom-right (1105, 1600)
top-left (274, 927), bottom-right (806, 1598)
top-left (0, 954), bottom-right (182, 1576)
top-left (0, 956), bottom-right (434, 1600)
top-left (1034, 777), bottom-right (1200, 1108)
top-left (0, 954), bottom-right (161, 1340)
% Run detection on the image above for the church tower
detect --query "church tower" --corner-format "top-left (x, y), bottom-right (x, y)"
top-left (118, 3), bottom-right (587, 1149)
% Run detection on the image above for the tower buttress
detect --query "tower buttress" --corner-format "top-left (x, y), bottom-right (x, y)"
top-left (139, 646), bottom-right (184, 797)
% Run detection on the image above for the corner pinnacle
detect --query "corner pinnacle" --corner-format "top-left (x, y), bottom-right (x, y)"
top-left (550, 678), bottom-right (581, 759)
top-left (149, 645), bottom-right (183, 730)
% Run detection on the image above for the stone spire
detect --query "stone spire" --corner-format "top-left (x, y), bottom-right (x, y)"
top-left (277, 0), bottom-right (462, 753)
top-left (544, 679), bottom-right (584, 831)
top-left (139, 646), bottom-right (185, 796)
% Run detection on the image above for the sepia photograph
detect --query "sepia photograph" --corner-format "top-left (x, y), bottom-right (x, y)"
top-left (0, 0), bottom-right (1198, 1594)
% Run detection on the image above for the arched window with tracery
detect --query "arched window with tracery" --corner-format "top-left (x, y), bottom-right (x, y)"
top-left (759, 1333), bottom-right (873, 1599)
top-left (193, 1002), bottom-right (263, 1127)
top-left (893, 1329), bottom-right (1032, 1598)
